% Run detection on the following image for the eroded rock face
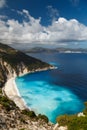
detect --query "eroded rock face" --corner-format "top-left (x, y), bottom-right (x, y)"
top-left (0, 99), bottom-right (68, 130)
top-left (0, 89), bottom-right (55, 130)
top-left (0, 59), bottom-right (29, 80)
top-left (0, 54), bottom-right (30, 87)
top-left (0, 103), bottom-right (54, 130)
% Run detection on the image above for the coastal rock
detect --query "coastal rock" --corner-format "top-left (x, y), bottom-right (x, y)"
top-left (0, 103), bottom-right (54, 130)
top-left (0, 43), bottom-right (56, 130)
top-left (78, 112), bottom-right (85, 117)
top-left (0, 88), bottom-right (55, 130)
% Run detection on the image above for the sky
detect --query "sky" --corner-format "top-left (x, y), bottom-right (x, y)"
top-left (0, 0), bottom-right (87, 49)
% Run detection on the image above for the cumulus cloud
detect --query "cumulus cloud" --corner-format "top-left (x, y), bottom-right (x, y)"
top-left (0, 9), bottom-right (87, 47)
top-left (0, 0), bottom-right (6, 8)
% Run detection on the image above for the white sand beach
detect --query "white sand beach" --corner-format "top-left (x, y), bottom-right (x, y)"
top-left (3, 67), bottom-right (56, 111)
top-left (4, 78), bottom-right (28, 110)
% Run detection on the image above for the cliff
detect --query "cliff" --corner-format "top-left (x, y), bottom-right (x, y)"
top-left (0, 88), bottom-right (54, 130)
top-left (0, 43), bottom-right (55, 130)
top-left (0, 43), bottom-right (53, 87)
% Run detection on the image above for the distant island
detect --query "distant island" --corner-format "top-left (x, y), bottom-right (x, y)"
top-left (24, 47), bottom-right (87, 53)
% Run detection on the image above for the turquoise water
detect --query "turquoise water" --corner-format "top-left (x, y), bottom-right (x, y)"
top-left (15, 54), bottom-right (85, 123)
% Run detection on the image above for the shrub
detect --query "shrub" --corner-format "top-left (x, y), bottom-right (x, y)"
top-left (57, 102), bottom-right (87, 130)
top-left (57, 114), bottom-right (87, 130)
top-left (0, 95), bottom-right (16, 111)
top-left (38, 114), bottom-right (49, 123)
top-left (22, 109), bottom-right (36, 118)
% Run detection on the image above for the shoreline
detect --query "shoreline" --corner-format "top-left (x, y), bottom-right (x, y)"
top-left (4, 77), bottom-right (28, 110)
top-left (4, 66), bottom-right (57, 110)
top-left (18, 66), bottom-right (57, 77)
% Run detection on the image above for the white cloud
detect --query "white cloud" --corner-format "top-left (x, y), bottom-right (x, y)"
top-left (0, 9), bottom-right (87, 47)
top-left (0, 0), bottom-right (6, 8)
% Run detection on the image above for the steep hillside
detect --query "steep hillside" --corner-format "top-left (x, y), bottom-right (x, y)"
top-left (0, 43), bottom-right (52, 87)
top-left (0, 88), bottom-right (54, 130)
top-left (0, 43), bottom-right (55, 130)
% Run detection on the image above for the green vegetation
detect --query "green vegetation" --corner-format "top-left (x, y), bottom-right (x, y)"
top-left (57, 114), bottom-right (87, 130)
top-left (0, 43), bottom-right (50, 71)
top-left (57, 102), bottom-right (87, 130)
top-left (38, 114), bottom-right (49, 123)
top-left (22, 109), bottom-right (36, 118)
top-left (1, 50), bottom-right (49, 71)
top-left (0, 94), bottom-right (17, 111)
top-left (21, 110), bottom-right (49, 123)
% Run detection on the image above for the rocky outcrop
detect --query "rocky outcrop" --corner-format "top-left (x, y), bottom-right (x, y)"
top-left (0, 59), bottom-right (29, 79)
top-left (0, 58), bottom-right (29, 87)
top-left (0, 91), bottom-right (54, 130)
top-left (0, 106), bottom-right (54, 130)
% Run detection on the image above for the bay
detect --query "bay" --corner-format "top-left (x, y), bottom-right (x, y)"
top-left (15, 53), bottom-right (87, 123)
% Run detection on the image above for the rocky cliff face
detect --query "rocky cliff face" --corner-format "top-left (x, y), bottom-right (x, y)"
top-left (0, 43), bottom-right (57, 130)
top-left (0, 88), bottom-right (54, 130)
top-left (0, 43), bottom-right (52, 87)
top-left (0, 59), bottom-right (30, 85)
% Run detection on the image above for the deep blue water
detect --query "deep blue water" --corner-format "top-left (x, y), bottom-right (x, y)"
top-left (15, 53), bottom-right (87, 123)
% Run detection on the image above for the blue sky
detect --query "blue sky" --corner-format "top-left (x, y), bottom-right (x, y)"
top-left (1, 0), bottom-right (87, 25)
top-left (0, 0), bottom-right (87, 49)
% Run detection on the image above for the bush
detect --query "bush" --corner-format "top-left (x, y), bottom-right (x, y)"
top-left (22, 110), bottom-right (49, 123)
top-left (22, 109), bottom-right (36, 118)
top-left (38, 114), bottom-right (49, 123)
top-left (57, 102), bottom-right (87, 130)
top-left (0, 95), bottom-right (16, 111)
top-left (57, 114), bottom-right (87, 130)
top-left (57, 114), bottom-right (71, 126)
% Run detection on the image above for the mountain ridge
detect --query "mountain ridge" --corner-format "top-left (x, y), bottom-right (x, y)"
top-left (24, 47), bottom-right (87, 53)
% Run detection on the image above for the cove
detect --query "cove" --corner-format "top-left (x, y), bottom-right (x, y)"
top-left (15, 68), bottom-right (84, 123)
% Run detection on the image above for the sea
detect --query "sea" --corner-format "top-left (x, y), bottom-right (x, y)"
top-left (15, 52), bottom-right (87, 123)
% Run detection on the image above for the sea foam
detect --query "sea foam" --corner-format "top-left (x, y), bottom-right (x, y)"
top-left (16, 72), bottom-right (84, 123)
